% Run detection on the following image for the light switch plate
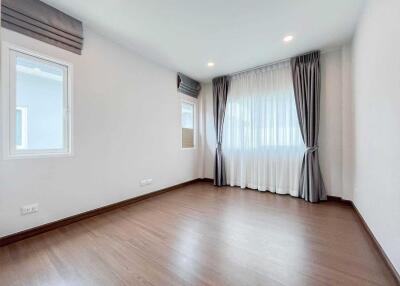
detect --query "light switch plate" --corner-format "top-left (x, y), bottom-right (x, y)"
top-left (21, 203), bottom-right (39, 215)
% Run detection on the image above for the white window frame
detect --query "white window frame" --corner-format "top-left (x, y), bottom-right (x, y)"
top-left (1, 42), bottom-right (73, 159)
top-left (180, 94), bottom-right (197, 150)
top-left (15, 106), bottom-right (28, 150)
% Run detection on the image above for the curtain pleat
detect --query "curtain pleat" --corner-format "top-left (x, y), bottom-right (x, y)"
top-left (223, 62), bottom-right (304, 196)
top-left (213, 76), bottom-right (230, 186)
top-left (290, 51), bottom-right (327, 202)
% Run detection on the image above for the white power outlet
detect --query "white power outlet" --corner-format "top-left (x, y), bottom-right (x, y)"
top-left (21, 203), bottom-right (39, 215)
top-left (140, 178), bottom-right (153, 186)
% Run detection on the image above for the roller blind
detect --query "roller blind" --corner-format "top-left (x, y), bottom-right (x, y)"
top-left (1, 0), bottom-right (83, 54)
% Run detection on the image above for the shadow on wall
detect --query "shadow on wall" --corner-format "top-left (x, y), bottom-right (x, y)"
top-left (342, 45), bottom-right (356, 201)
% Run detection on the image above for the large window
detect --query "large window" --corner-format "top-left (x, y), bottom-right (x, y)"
top-left (3, 46), bottom-right (72, 158)
top-left (181, 101), bottom-right (195, 149)
top-left (223, 62), bottom-right (304, 196)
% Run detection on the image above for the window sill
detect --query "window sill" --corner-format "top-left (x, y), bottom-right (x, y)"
top-left (181, 147), bottom-right (197, 151)
top-left (3, 151), bottom-right (73, 160)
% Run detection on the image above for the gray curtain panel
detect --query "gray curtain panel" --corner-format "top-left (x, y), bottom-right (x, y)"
top-left (212, 76), bottom-right (230, 186)
top-left (291, 51), bottom-right (327, 202)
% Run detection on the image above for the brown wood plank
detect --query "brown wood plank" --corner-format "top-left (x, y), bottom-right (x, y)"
top-left (0, 182), bottom-right (398, 285)
top-left (0, 179), bottom-right (202, 247)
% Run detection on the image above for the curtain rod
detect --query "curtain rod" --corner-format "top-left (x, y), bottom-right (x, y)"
top-left (229, 49), bottom-right (329, 77)
top-left (229, 57), bottom-right (291, 77)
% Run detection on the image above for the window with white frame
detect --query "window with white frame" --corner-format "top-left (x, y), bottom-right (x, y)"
top-left (181, 101), bottom-right (195, 149)
top-left (3, 46), bottom-right (72, 158)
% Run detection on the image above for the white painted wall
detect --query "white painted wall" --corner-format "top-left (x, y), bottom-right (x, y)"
top-left (199, 82), bottom-right (214, 179)
top-left (201, 49), bottom-right (350, 199)
top-left (319, 49), bottom-right (344, 198)
top-left (350, 0), bottom-right (400, 273)
top-left (341, 43), bottom-right (355, 201)
top-left (0, 28), bottom-right (199, 237)
top-left (319, 47), bottom-right (354, 198)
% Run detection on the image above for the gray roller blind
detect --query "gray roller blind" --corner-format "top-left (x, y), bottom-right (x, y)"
top-left (177, 73), bottom-right (201, 98)
top-left (1, 0), bottom-right (83, 54)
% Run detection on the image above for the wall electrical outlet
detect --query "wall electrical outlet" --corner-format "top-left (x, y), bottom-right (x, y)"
top-left (140, 178), bottom-right (153, 186)
top-left (21, 203), bottom-right (39, 215)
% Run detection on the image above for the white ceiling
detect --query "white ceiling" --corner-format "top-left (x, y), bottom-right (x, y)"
top-left (43, 0), bottom-right (365, 82)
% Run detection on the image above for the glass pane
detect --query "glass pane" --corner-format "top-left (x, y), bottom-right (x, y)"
top-left (182, 128), bottom-right (194, 148)
top-left (181, 102), bottom-right (194, 129)
top-left (15, 109), bottom-right (22, 147)
top-left (15, 55), bottom-right (65, 150)
top-left (181, 102), bottom-right (194, 148)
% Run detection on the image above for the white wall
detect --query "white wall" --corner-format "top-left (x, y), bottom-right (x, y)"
top-left (350, 0), bottom-right (400, 273)
top-left (201, 49), bottom-right (350, 199)
top-left (341, 43), bottom-right (355, 201)
top-left (199, 82), bottom-right (214, 179)
top-left (319, 49), bottom-right (344, 198)
top-left (0, 28), bottom-right (199, 237)
top-left (319, 47), bottom-right (354, 199)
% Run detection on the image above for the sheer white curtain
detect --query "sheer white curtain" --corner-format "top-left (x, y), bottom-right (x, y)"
top-left (223, 61), bottom-right (304, 197)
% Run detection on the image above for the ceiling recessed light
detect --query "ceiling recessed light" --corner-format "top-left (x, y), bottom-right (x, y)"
top-left (207, 62), bottom-right (215, 67)
top-left (283, 35), bottom-right (294, 43)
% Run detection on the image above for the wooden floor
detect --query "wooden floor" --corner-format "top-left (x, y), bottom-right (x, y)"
top-left (0, 182), bottom-right (397, 286)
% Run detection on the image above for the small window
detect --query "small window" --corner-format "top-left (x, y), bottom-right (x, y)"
top-left (3, 47), bottom-right (72, 158)
top-left (181, 101), bottom-right (195, 149)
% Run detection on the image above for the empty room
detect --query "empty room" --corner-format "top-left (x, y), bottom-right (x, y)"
top-left (0, 0), bottom-right (399, 285)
